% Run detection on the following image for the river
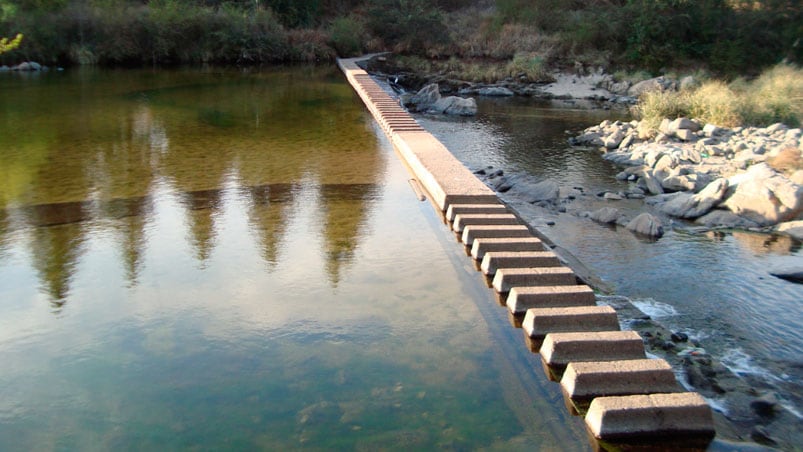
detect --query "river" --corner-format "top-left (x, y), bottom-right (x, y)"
top-left (416, 96), bottom-right (803, 448)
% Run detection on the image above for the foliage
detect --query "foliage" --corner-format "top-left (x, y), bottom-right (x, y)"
top-left (0, 32), bottom-right (21, 54)
top-left (366, 0), bottom-right (451, 56)
top-left (633, 64), bottom-right (802, 129)
top-left (328, 15), bottom-right (364, 57)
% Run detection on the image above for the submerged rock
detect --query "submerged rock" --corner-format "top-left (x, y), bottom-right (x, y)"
top-left (626, 213), bottom-right (664, 238)
top-left (589, 207), bottom-right (621, 224)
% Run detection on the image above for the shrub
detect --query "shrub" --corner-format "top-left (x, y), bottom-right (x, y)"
top-left (328, 15), bottom-right (364, 57)
top-left (366, 0), bottom-right (450, 55)
top-left (507, 52), bottom-right (551, 82)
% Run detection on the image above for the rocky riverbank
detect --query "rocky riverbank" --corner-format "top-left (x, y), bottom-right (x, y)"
top-left (570, 118), bottom-right (803, 239)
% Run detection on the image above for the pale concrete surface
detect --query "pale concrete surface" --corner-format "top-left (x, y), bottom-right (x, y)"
top-left (561, 359), bottom-right (681, 400)
top-left (522, 306), bottom-right (620, 339)
top-left (507, 285), bottom-right (596, 314)
top-left (540, 331), bottom-right (646, 367)
top-left (446, 203), bottom-right (508, 221)
top-left (492, 267), bottom-right (577, 293)
top-left (480, 251), bottom-right (561, 275)
top-left (461, 225), bottom-right (532, 246)
top-left (470, 237), bottom-right (546, 260)
top-left (585, 392), bottom-right (715, 441)
top-left (453, 213), bottom-right (520, 232)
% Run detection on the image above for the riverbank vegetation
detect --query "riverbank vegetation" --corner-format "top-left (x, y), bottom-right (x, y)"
top-left (635, 64), bottom-right (803, 129)
top-left (1, 0), bottom-right (799, 74)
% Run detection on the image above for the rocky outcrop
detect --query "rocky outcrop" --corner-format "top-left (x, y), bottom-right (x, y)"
top-left (401, 83), bottom-right (477, 116)
top-left (571, 118), bottom-right (803, 229)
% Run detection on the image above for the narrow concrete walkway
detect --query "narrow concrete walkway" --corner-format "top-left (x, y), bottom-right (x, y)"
top-left (337, 57), bottom-right (715, 449)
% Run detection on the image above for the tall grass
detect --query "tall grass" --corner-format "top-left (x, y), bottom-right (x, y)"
top-left (634, 64), bottom-right (803, 129)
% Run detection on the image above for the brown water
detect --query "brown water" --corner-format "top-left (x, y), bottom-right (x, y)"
top-left (0, 67), bottom-right (590, 450)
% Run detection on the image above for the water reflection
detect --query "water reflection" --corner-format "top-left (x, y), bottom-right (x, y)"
top-left (0, 67), bottom-right (386, 308)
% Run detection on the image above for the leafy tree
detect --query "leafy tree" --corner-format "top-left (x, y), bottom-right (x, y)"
top-left (0, 32), bottom-right (21, 53)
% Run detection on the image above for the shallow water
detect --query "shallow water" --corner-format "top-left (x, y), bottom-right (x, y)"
top-left (0, 68), bottom-right (588, 450)
top-left (417, 98), bottom-right (803, 427)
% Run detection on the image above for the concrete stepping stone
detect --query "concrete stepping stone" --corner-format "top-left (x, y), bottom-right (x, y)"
top-left (480, 251), bottom-right (560, 275)
top-left (470, 237), bottom-right (545, 260)
top-left (585, 392), bottom-right (715, 443)
top-left (446, 203), bottom-right (508, 221)
top-left (452, 213), bottom-right (520, 232)
top-left (523, 306), bottom-right (620, 341)
top-left (540, 331), bottom-right (646, 370)
top-left (507, 285), bottom-right (596, 315)
top-left (561, 359), bottom-right (681, 402)
top-left (492, 267), bottom-right (576, 293)
top-left (461, 224), bottom-right (531, 246)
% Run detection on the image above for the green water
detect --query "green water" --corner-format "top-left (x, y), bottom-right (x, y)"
top-left (0, 67), bottom-right (586, 450)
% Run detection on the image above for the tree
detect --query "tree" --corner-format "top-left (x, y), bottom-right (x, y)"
top-left (0, 33), bottom-right (22, 54)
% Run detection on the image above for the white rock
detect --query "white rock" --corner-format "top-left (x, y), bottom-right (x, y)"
top-left (659, 178), bottom-right (729, 219)
top-left (722, 163), bottom-right (803, 225)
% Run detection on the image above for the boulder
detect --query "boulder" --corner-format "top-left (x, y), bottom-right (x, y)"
top-left (603, 129), bottom-right (626, 149)
top-left (659, 178), bottom-right (729, 219)
top-left (431, 96), bottom-right (477, 116)
top-left (478, 86), bottom-right (514, 97)
top-left (589, 207), bottom-right (621, 224)
top-left (774, 220), bottom-right (803, 240)
top-left (695, 210), bottom-right (760, 228)
top-left (676, 129), bottom-right (697, 142)
top-left (626, 213), bottom-right (664, 238)
top-left (526, 179), bottom-right (560, 203)
top-left (571, 132), bottom-right (604, 147)
top-left (721, 163), bottom-right (803, 226)
top-left (408, 83), bottom-right (441, 108)
top-left (638, 170), bottom-right (665, 195)
top-left (661, 175), bottom-right (697, 192)
top-left (628, 76), bottom-right (671, 97)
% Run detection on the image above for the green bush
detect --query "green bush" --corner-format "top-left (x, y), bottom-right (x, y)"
top-left (366, 0), bottom-right (450, 55)
top-left (329, 15), bottom-right (364, 57)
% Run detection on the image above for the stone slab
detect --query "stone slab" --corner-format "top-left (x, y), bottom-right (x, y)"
top-left (585, 392), bottom-right (715, 441)
top-left (480, 251), bottom-right (560, 275)
top-left (453, 213), bottom-right (519, 232)
top-left (446, 203), bottom-right (508, 222)
top-left (461, 225), bottom-right (532, 246)
top-left (470, 237), bottom-right (545, 260)
top-left (561, 359), bottom-right (681, 400)
top-left (522, 306), bottom-right (620, 339)
top-left (507, 285), bottom-right (596, 315)
top-left (540, 331), bottom-right (646, 368)
top-left (492, 267), bottom-right (576, 293)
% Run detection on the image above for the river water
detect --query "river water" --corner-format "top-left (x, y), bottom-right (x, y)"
top-left (0, 67), bottom-right (589, 450)
top-left (416, 97), bottom-right (803, 442)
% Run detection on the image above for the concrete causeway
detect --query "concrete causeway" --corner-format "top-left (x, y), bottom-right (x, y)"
top-left (337, 57), bottom-right (715, 449)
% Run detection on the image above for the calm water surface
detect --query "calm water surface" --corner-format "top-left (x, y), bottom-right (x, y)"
top-left (418, 98), bottom-right (803, 425)
top-left (0, 68), bottom-right (587, 450)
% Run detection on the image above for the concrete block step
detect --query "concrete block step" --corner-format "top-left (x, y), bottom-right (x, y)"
top-left (492, 267), bottom-right (576, 293)
top-left (585, 392), bottom-right (715, 443)
top-left (507, 285), bottom-right (596, 315)
top-left (561, 359), bottom-right (681, 401)
top-left (540, 331), bottom-right (646, 369)
top-left (461, 225), bottom-right (531, 246)
top-left (453, 213), bottom-right (520, 233)
top-left (480, 251), bottom-right (560, 275)
top-left (470, 237), bottom-right (545, 260)
top-left (446, 203), bottom-right (507, 222)
top-left (523, 306), bottom-right (620, 340)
